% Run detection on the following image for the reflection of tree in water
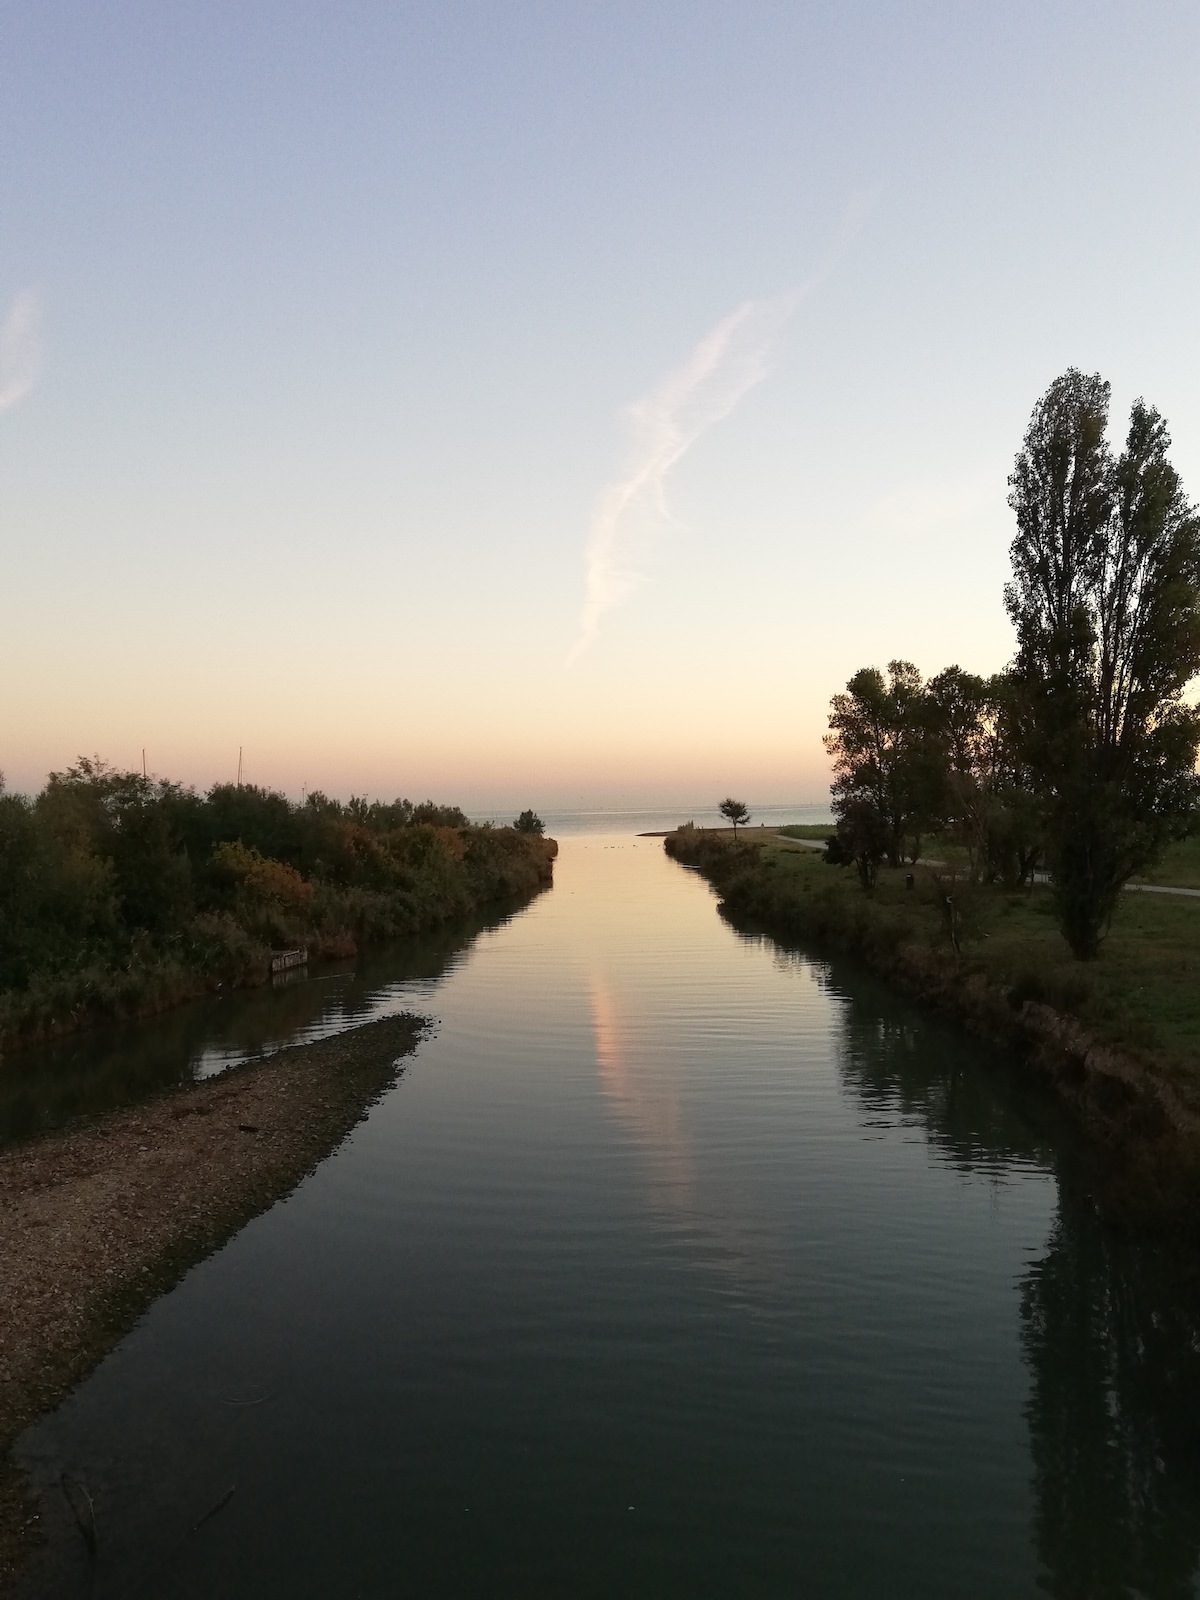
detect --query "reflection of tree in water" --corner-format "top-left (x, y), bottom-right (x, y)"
top-left (815, 942), bottom-right (1200, 1597)
top-left (1021, 1204), bottom-right (1200, 1599)
top-left (729, 914), bottom-right (1200, 1596)
top-left (834, 1000), bottom-right (1057, 1172)
top-left (731, 922), bottom-right (1063, 1172)
top-left (831, 955), bottom-right (1200, 1596)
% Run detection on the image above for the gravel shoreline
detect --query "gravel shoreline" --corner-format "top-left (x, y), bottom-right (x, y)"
top-left (0, 1012), bottom-right (428, 1592)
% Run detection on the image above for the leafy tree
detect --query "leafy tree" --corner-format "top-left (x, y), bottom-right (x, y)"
top-left (1006, 370), bottom-right (1200, 957)
top-left (513, 809), bottom-right (544, 835)
top-left (193, 782), bottom-right (304, 868)
top-left (410, 799), bottom-right (469, 827)
top-left (364, 796), bottom-right (414, 828)
top-left (824, 798), bottom-right (889, 889)
top-left (825, 661), bottom-right (941, 866)
top-left (923, 667), bottom-right (1046, 887)
top-left (986, 781), bottom-right (1046, 890)
top-left (38, 758), bottom-right (193, 935)
top-left (209, 839), bottom-right (314, 943)
top-left (923, 665), bottom-right (991, 875)
top-left (718, 797), bottom-right (751, 835)
top-left (0, 783), bottom-right (116, 987)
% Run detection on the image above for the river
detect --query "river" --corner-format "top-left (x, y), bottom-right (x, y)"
top-left (11, 831), bottom-right (1200, 1597)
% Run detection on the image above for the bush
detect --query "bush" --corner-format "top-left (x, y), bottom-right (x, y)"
top-left (0, 763), bottom-right (555, 1045)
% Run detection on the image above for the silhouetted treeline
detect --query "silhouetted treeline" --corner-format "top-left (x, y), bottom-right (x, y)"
top-left (825, 369), bottom-right (1200, 957)
top-left (0, 758), bottom-right (554, 1043)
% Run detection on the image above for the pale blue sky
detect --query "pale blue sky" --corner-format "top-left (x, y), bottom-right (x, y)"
top-left (2, 1), bottom-right (1198, 806)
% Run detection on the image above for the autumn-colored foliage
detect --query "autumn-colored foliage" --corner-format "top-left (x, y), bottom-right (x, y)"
top-left (210, 841), bottom-right (314, 909)
top-left (0, 761), bottom-right (553, 1045)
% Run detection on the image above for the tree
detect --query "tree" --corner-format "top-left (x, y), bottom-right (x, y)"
top-left (923, 665), bottom-right (992, 876)
top-left (411, 799), bottom-right (469, 827)
top-left (1006, 370), bottom-right (1200, 957)
top-left (718, 797), bottom-right (751, 835)
top-left (513, 809), bottom-right (544, 835)
top-left (0, 782), bottom-right (117, 989)
top-left (825, 661), bottom-right (941, 867)
top-left (824, 797), bottom-right (889, 889)
top-left (38, 757), bottom-right (193, 935)
top-left (923, 667), bottom-right (1045, 887)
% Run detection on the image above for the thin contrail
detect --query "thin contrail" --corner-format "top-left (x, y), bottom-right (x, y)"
top-left (0, 291), bottom-right (42, 413)
top-left (567, 192), bottom-right (875, 664)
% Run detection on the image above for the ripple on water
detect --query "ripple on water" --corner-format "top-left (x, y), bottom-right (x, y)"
top-left (12, 834), bottom-right (1200, 1600)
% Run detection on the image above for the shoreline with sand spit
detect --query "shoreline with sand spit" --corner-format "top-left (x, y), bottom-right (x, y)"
top-left (0, 1013), bottom-right (427, 1592)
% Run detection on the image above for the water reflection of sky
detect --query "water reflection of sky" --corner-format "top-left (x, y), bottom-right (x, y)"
top-left (14, 831), bottom-right (1200, 1599)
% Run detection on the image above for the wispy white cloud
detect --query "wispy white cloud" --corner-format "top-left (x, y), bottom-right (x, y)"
top-left (567, 296), bottom-right (791, 664)
top-left (0, 291), bottom-right (42, 413)
top-left (568, 192), bottom-right (876, 664)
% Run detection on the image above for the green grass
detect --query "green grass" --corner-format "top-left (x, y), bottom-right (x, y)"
top-left (1134, 835), bottom-right (1200, 890)
top-left (909, 828), bottom-right (1200, 887)
top-left (780, 821), bottom-right (1200, 887)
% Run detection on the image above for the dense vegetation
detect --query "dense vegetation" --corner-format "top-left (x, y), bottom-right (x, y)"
top-left (0, 759), bottom-right (555, 1045)
top-left (825, 370), bottom-right (1200, 958)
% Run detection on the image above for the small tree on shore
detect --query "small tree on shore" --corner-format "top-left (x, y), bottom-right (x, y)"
top-left (513, 809), bottom-right (544, 835)
top-left (718, 797), bottom-right (751, 835)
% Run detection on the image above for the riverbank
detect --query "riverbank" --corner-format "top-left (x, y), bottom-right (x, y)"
top-left (665, 827), bottom-right (1200, 1229)
top-left (0, 822), bottom-right (556, 1052)
top-left (0, 1011), bottom-right (427, 1591)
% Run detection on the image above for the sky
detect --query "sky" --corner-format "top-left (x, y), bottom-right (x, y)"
top-left (2, 0), bottom-right (1198, 810)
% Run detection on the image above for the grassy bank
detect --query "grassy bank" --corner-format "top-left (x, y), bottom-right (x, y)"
top-left (0, 763), bottom-right (555, 1049)
top-left (665, 826), bottom-right (1200, 1225)
top-left (779, 822), bottom-right (1200, 889)
top-left (1135, 835), bottom-right (1200, 890)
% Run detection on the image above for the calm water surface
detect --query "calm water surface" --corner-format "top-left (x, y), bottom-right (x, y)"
top-left (14, 835), bottom-right (1200, 1597)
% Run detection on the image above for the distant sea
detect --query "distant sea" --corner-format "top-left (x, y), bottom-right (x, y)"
top-left (471, 803), bottom-right (835, 838)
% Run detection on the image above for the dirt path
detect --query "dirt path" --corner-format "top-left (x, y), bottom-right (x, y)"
top-left (0, 1012), bottom-right (427, 1592)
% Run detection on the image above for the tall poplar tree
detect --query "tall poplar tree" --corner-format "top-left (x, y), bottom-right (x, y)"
top-left (1006, 370), bottom-right (1200, 957)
